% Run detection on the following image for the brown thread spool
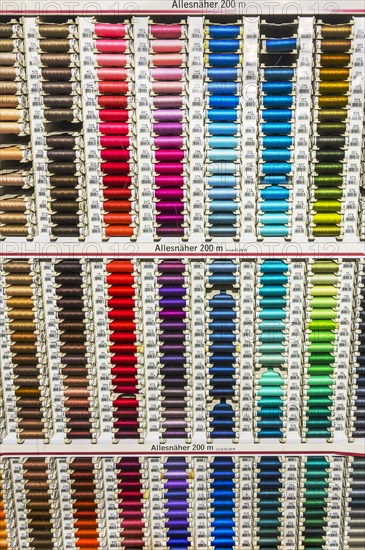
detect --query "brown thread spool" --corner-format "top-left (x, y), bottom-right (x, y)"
top-left (62, 364), bottom-right (88, 374)
top-left (0, 122), bottom-right (21, 134)
top-left (0, 95), bottom-right (19, 107)
top-left (0, 52), bottom-right (17, 65)
top-left (0, 67), bottom-right (17, 79)
top-left (14, 365), bottom-right (40, 374)
top-left (42, 81), bottom-right (74, 94)
top-left (38, 24), bottom-right (71, 38)
top-left (63, 409), bottom-right (90, 418)
top-left (47, 149), bottom-right (76, 162)
top-left (52, 214), bottom-right (80, 226)
top-left (18, 398), bottom-right (41, 407)
top-left (64, 388), bottom-right (90, 398)
top-left (0, 212), bottom-right (27, 224)
top-left (23, 470), bottom-right (48, 479)
top-left (41, 67), bottom-right (72, 80)
top-left (0, 108), bottom-right (21, 120)
top-left (24, 458), bottom-right (47, 467)
top-left (51, 189), bottom-right (78, 200)
top-left (13, 359), bottom-right (39, 371)
top-left (65, 398), bottom-right (90, 408)
top-left (0, 147), bottom-right (23, 161)
top-left (0, 25), bottom-right (14, 38)
top-left (0, 82), bottom-right (19, 94)
top-left (6, 305), bottom-right (34, 316)
top-left (71, 458), bottom-right (94, 469)
top-left (40, 53), bottom-right (72, 66)
top-left (17, 408), bottom-right (43, 417)
top-left (39, 39), bottom-right (72, 51)
top-left (43, 95), bottom-right (74, 108)
top-left (52, 201), bottom-right (79, 213)
top-left (0, 225), bottom-right (28, 236)
top-left (0, 198), bottom-right (26, 211)
top-left (64, 377), bottom-right (92, 387)
top-left (24, 478), bottom-right (48, 488)
top-left (56, 274), bottom-right (83, 285)
top-left (19, 431), bottom-right (44, 439)
top-left (4, 260), bottom-right (30, 272)
top-left (48, 162), bottom-right (77, 175)
top-left (320, 53), bottom-right (350, 67)
top-left (16, 378), bottom-right (40, 388)
top-left (18, 420), bottom-right (44, 430)
top-left (15, 388), bottom-right (41, 397)
top-left (49, 175), bottom-right (79, 187)
top-left (60, 334), bottom-right (86, 344)
top-left (5, 272), bottom-right (32, 284)
top-left (46, 135), bottom-right (76, 148)
top-left (0, 172), bottom-right (25, 186)
top-left (11, 331), bottom-right (37, 342)
top-left (318, 96), bottom-right (349, 108)
top-left (321, 39), bottom-right (351, 52)
top-left (321, 25), bottom-right (352, 38)
top-left (61, 343), bottom-right (86, 353)
top-left (319, 68), bottom-right (350, 83)
top-left (12, 346), bottom-right (38, 355)
top-left (0, 39), bottom-right (14, 51)
top-left (45, 109), bottom-right (74, 121)
top-left (6, 285), bottom-right (33, 296)
top-left (319, 81), bottom-right (349, 94)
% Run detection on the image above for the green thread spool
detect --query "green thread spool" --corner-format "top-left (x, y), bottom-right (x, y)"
top-left (308, 331), bottom-right (336, 343)
top-left (308, 319), bottom-right (337, 330)
top-left (310, 285), bottom-right (337, 296)
top-left (316, 122), bottom-right (346, 133)
top-left (317, 109), bottom-right (347, 121)
top-left (307, 375), bottom-right (334, 385)
top-left (310, 295), bottom-right (337, 306)
top-left (316, 150), bottom-right (345, 162)
top-left (313, 202), bottom-right (342, 213)
top-left (314, 175), bottom-right (343, 186)
top-left (314, 188), bottom-right (343, 199)
top-left (310, 274), bottom-right (339, 285)
top-left (307, 386), bottom-right (333, 397)
top-left (304, 406), bottom-right (332, 416)
top-left (312, 226), bottom-right (341, 236)
top-left (309, 309), bottom-right (337, 320)
top-left (315, 135), bottom-right (346, 147)
top-left (313, 213), bottom-right (342, 225)
top-left (311, 262), bottom-right (339, 273)
top-left (306, 418), bottom-right (332, 429)
top-left (315, 162), bottom-right (343, 174)
top-left (308, 353), bottom-right (334, 363)
top-left (307, 397), bottom-right (332, 407)
top-left (308, 365), bottom-right (334, 375)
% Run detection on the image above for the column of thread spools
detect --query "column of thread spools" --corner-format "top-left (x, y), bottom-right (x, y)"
top-left (0, 18), bottom-right (34, 239)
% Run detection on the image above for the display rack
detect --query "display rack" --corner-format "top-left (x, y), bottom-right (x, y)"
top-left (0, 1), bottom-right (364, 548)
